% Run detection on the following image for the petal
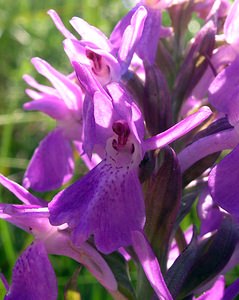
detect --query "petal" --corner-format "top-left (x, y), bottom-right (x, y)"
top-left (0, 174), bottom-right (43, 206)
top-left (208, 144), bottom-right (239, 222)
top-left (118, 6), bottom-right (147, 69)
top-left (144, 106), bottom-right (212, 152)
top-left (69, 17), bottom-right (111, 51)
top-left (47, 9), bottom-right (76, 39)
top-left (208, 57), bottom-right (239, 126)
top-left (131, 231), bottom-right (173, 300)
top-left (224, 0), bottom-right (239, 45)
top-left (23, 74), bottom-right (57, 96)
top-left (23, 96), bottom-right (69, 120)
top-left (49, 159), bottom-right (145, 254)
top-left (197, 187), bottom-right (223, 236)
top-left (0, 204), bottom-right (50, 235)
top-left (195, 275), bottom-right (225, 300)
top-left (178, 128), bottom-right (239, 172)
top-left (23, 129), bottom-right (74, 192)
top-left (5, 242), bottom-right (57, 300)
top-left (31, 57), bottom-right (83, 112)
top-left (136, 7), bottom-right (162, 64)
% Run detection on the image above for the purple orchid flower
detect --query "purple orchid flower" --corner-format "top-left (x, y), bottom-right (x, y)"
top-left (23, 57), bottom-right (82, 192)
top-left (48, 62), bottom-right (212, 254)
top-left (23, 57), bottom-right (103, 192)
top-left (48, 6), bottom-right (147, 85)
top-left (0, 173), bottom-right (118, 296)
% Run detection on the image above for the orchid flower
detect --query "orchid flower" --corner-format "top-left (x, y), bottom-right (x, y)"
top-left (48, 62), bottom-right (212, 254)
top-left (48, 7), bottom-right (147, 85)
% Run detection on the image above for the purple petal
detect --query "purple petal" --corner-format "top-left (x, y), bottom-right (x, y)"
top-left (178, 128), bottom-right (239, 172)
top-left (197, 187), bottom-right (223, 236)
top-left (137, 7), bottom-right (162, 64)
top-left (31, 57), bottom-right (83, 112)
top-left (49, 160), bottom-right (145, 254)
top-left (0, 174), bottom-right (43, 206)
top-left (118, 6), bottom-right (147, 69)
top-left (208, 57), bottom-right (239, 126)
top-left (224, 0), bottom-right (239, 45)
top-left (23, 74), bottom-right (57, 96)
top-left (110, 5), bottom-right (138, 49)
top-left (78, 243), bottom-right (117, 291)
top-left (47, 9), bottom-right (76, 39)
top-left (195, 275), bottom-right (225, 300)
top-left (5, 242), bottom-right (57, 300)
top-left (208, 144), bottom-right (239, 222)
top-left (23, 129), bottom-right (74, 192)
top-left (131, 231), bottom-right (173, 300)
top-left (144, 106), bottom-right (212, 152)
top-left (69, 17), bottom-right (111, 51)
top-left (23, 96), bottom-right (69, 120)
top-left (0, 204), bottom-right (50, 235)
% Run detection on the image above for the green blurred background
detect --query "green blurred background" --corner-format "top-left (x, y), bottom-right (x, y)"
top-left (0, 0), bottom-right (127, 299)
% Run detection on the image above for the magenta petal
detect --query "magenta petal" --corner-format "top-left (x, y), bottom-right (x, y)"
top-left (208, 144), bottom-right (239, 221)
top-left (131, 231), bottom-right (173, 300)
top-left (23, 129), bottom-right (74, 192)
top-left (144, 106), bottom-right (212, 151)
top-left (69, 16), bottom-right (111, 51)
top-left (5, 242), bottom-right (57, 300)
top-left (0, 174), bottom-right (43, 206)
top-left (118, 6), bottom-right (147, 69)
top-left (195, 275), bottom-right (225, 300)
top-left (197, 187), bottom-right (223, 236)
top-left (47, 9), bottom-right (76, 40)
top-left (31, 57), bottom-right (83, 112)
top-left (23, 96), bottom-right (69, 120)
top-left (49, 160), bottom-right (145, 254)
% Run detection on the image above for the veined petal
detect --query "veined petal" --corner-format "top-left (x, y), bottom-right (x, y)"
top-left (24, 96), bottom-right (69, 120)
top-left (5, 242), bottom-right (57, 300)
top-left (48, 9), bottom-right (76, 40)
top-left (31, 57), bottom-right (83, 112)
top-left (49, 159), bottom-right (145, 254)
top-left (144, 106), bottom-right (212, 152)
top-left (132, 231), bottom-right (173, 300)
top-left (23, 129), bottom-right (74, 192)
top-left (0, 174), bottom-right (44, 206)
top-left (69, 17), bottom-right (111, 51)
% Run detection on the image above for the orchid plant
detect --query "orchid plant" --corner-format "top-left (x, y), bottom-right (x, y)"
top-left (1, 0), bottom-right (239, 299)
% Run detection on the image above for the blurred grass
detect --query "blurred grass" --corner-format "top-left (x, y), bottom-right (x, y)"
top-left (0, 0), bottom-right (126, 299)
